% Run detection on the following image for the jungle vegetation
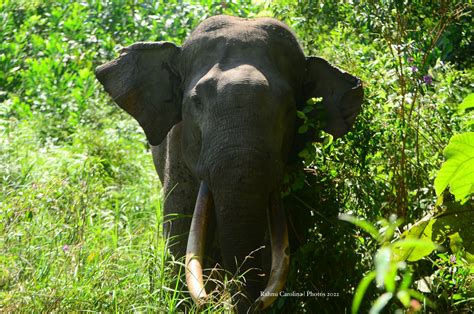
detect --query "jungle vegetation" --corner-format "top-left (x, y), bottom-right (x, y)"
top-left (1, 0), bottom-right (472, 312)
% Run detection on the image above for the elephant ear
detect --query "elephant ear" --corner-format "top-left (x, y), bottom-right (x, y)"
top-left (95, 42), bottom-right (181, 145)
top-left (304, 57), bottom-right (363, 138)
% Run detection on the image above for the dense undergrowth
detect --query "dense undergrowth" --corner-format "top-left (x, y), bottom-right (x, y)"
top-left (1, 0), bottom-right (472, 312)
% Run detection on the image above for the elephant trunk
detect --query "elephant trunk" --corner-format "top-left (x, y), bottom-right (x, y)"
top-left (185, 180), bottom-right (289, 310)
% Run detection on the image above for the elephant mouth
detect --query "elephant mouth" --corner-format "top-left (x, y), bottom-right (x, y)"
top-left (185, 181), bottom-right (290, 310)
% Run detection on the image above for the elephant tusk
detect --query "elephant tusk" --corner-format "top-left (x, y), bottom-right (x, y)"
top-left (185, 181), bottom-right (213, 305)
top-left (252, 192), bottom-right (290, 310)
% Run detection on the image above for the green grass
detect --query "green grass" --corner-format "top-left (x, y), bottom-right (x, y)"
top-left (1, 117), bottom-right (171, 311)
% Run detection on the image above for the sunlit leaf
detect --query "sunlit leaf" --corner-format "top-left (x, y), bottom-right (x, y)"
top-left (458, 93), bottom-right (474, 113)
top-left (391, 238), bottom-right (439, 261)
top-left (434, 132), bottom-right (474, 203)
top-left (393, 204), bottom-right (474, 262)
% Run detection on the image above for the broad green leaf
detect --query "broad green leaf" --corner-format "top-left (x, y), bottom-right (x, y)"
top-left (391, 215), bottom-right (436, 262)
top-left (458, 93), bottom-right (474, 113)
top-left (391, 238), bottom-right (438, 261)
top-left (434, 132), bottom-right (474, 204)
top-left (448, 232), bottom-right (464, 253)
top-left (393, 205), bottom-right (474, 262)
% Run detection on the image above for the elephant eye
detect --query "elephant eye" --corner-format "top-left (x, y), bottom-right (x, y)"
top-left (192, 95), bottom-right (201, 104)
top-left (191, 94), bottom-right (202, 109)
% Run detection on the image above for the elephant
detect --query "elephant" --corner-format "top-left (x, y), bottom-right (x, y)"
top-left (95, 15), bottom-right (363, 311)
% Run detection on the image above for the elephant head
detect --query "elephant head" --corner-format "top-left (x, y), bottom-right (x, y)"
top-left (95, 15), bottom-right (363, 310)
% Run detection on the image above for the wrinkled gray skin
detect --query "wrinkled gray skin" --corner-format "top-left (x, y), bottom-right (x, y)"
top-left (96, 15), bottom-right (363, 310)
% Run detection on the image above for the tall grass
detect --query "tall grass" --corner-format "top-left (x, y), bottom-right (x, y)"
top-left (1, 110), bottom-right (172, 311)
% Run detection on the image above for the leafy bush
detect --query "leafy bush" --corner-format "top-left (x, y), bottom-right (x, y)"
top-left (267, 0), bottom-right (472, 312)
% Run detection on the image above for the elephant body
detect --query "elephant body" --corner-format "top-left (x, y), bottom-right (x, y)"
top-left (150, 123), bottom-right (198, 255)
top-left (96, 15), bottom-right (363, 311)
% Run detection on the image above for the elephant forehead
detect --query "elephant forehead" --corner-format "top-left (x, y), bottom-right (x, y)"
top-left (217, 64), bottom-right (269, 89)
top-left (190, 64), bottom-right (269, 95)
top-left (180, 16), bottom-right (305, 76)
top-left (187, 15), bottom-right (299, 47)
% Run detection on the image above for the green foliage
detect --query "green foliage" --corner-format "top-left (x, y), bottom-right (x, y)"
top-left (268, 0), bottom-right (472, 312)
top-left (340, 215), bottom-right (437, 313)
top-left (1, 0), bottom-right (472, 312)
top-left (296, 97), bottom-right (324, 135)
top-left (392, 201), bottom-right (473, 264)
top-left (435, 132), bottom-right (474, 203)
top-left (428, 252), bottom-right (474, 309)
